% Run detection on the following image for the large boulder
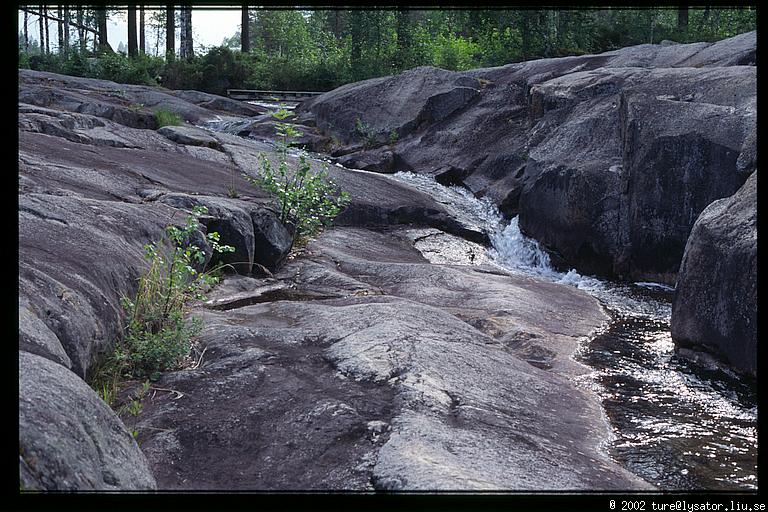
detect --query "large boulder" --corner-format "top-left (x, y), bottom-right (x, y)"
top-left (19, 351), bottom-right (156, 490)
top-left (302, 66), bottom-right (482, 147)
top-left (671, 172), bottom-right (756, 375)
top-left (291, 32), bottom-right (756, 283)
top-left (517, 78), bottom-right (754, 282)
top-left (619, 91), bottom-right (753, 283)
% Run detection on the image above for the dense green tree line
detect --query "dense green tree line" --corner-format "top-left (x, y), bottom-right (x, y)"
top-left (19, 7), bottom-right (756, 95)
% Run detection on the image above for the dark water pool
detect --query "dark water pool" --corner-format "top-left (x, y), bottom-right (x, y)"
top-left (578, 295), bottom-right (757, 491)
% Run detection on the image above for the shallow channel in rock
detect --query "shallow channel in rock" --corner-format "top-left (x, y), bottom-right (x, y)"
top-left (387, 171), bottom-right (757, 491)
top-left (198, 113), bottom-right (757, 491)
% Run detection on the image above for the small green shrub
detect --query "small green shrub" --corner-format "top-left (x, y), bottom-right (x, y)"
top-left (244, 107), bottom-right (350, 248)
top-left (354, 117), bottom-right (379, 148)
top-left (92, 207), bottom-right (234, 395)
top-left (154, 108), bottom-right (182, 128)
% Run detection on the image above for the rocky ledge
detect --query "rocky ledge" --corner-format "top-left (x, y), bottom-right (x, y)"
top-left (18, 69), bottom-right (648, 490)
top-left (282, 32), bottom-right (756, 287)
top-left (237, 32), bottom-right (756, 376)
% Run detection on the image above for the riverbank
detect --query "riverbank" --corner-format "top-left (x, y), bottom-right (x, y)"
top-left (19, 68), bottom-right (650, 490)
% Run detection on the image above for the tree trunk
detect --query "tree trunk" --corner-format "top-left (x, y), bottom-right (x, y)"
top-left (678, 6), bottom-right (689, 34)
top-left (178, 7), bottom-right (186, 58)
top-left (166, 4), bottom-right (175, 60)
top-left (520, 10), bottom-right (531, 59)
top-left (96, 7), bottom-right (108, 52)
top-left (39, 6), bottom-right (45, 54)
top-left (331, 9), bottom-right (344, 39)
top-left (241, 4), bottom-right (250, 52)
top-left (556, 9), bottom-right (569, 50)
top-left (23, 10), bottom-right (29, 52)
top-left (57, 6), bottom-right (64, 54)
top-left (128, 5), bottom-right (138, 57)
top-left (63, 6), bottom-right (70, 55)
top-left (184, 8), bottom-right (193, 58)
top-left (350, 10), bottom-right (363, 79)
top-left (77, 7), bottom-right (85, 52)
top-left (44, 6), bottom-right (50, 54)
top-left (139, 5), bottom-right (145, 54)
top-left (395, 8), bottom-right (410, 70)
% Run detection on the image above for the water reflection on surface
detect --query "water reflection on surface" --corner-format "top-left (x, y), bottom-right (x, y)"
top-left (387, 171), bottom-right (757, 491)
top-left (581, 306), bottom-right (757, 491)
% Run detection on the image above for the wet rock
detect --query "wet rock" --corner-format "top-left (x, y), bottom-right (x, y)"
top-left (167, 89), bottom-right (267, 117)
top-left (295, 33), bottom-right (756, 283)
top-left (19, 351), bottom-right (156, 490)
top-left (671, 173), bottom-right (756, 376)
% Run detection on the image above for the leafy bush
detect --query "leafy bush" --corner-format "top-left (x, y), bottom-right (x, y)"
top-left (93, 207), bottom-right (233, 390)
top-left (244, 107), bottom-right (350, 246)
top-left (431, 33), bottom-right (481, 71)
top-left (118, 206), bottom-right (233, 379)
top-left (85, 52), bottom-right (160, 85)
top-left (355, 117), bottom-right (379, 148)
top-left (161, 56), bottom-right (203, 90)
top-left (154, 108), bottom-right (182, 127)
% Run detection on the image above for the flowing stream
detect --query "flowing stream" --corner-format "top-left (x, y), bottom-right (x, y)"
top-left (201, 114), bottom-right (756, 491)
top-left (389, 171), bottom-right (758, 491)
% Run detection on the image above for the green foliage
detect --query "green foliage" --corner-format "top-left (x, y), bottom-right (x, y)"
top-left (127, 398), bottom-right (143, 416)
top-left (244, 107), bottom-right (350, 246)
top-left (91, 52), bottom-right (156, 85)
top-left (18, 8), bottom-right (755, 93)
top-left (154, 108), bottom-right (182, 128)
top-left (354, 117), bottom-right (378, 148)
top-left (431, 33), bottom-right (481, 71)
top-left (93, 207), bottom-right (234, 390)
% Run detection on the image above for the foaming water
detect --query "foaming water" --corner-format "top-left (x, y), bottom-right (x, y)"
top-left (391, 171), bottom-right (757, 491)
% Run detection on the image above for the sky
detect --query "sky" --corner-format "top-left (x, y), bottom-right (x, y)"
top-left (18, 8), bottom-right (242, 55)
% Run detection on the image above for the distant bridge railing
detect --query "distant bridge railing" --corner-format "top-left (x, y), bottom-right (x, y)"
top-left (227, 89), bottom-right (325, 103)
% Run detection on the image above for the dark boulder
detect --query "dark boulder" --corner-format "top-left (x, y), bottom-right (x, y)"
top-left (518, 68), bottom-right (754, 282)
top-left (157, 125), bottom-right (223, 150)
top-left (671, 172), bottom-right (756, 375)
top-left (156, 193), bottom-right (294, 275)
top-left (298, 66), bottom-right (482, 147)
top-left (19, 351), bottom-right (156, 490)
top-left (293, 33), bottom-right (756, 282)
top-left (619, 91), bottom-right (753, 283)
top-left (250, 209), bottom-right (293, 270)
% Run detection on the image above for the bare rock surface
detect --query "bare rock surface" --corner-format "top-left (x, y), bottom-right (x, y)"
top-left (19, 351), bottom-right (156, 490)
top-left (292, 32), bottom-right (756, 285)
top-left (17, 66), bottom-right (654, 490)
top-left (132, 227), bottom-right (650, 490)
top-left (671, 172), bottom-right (757, 375)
